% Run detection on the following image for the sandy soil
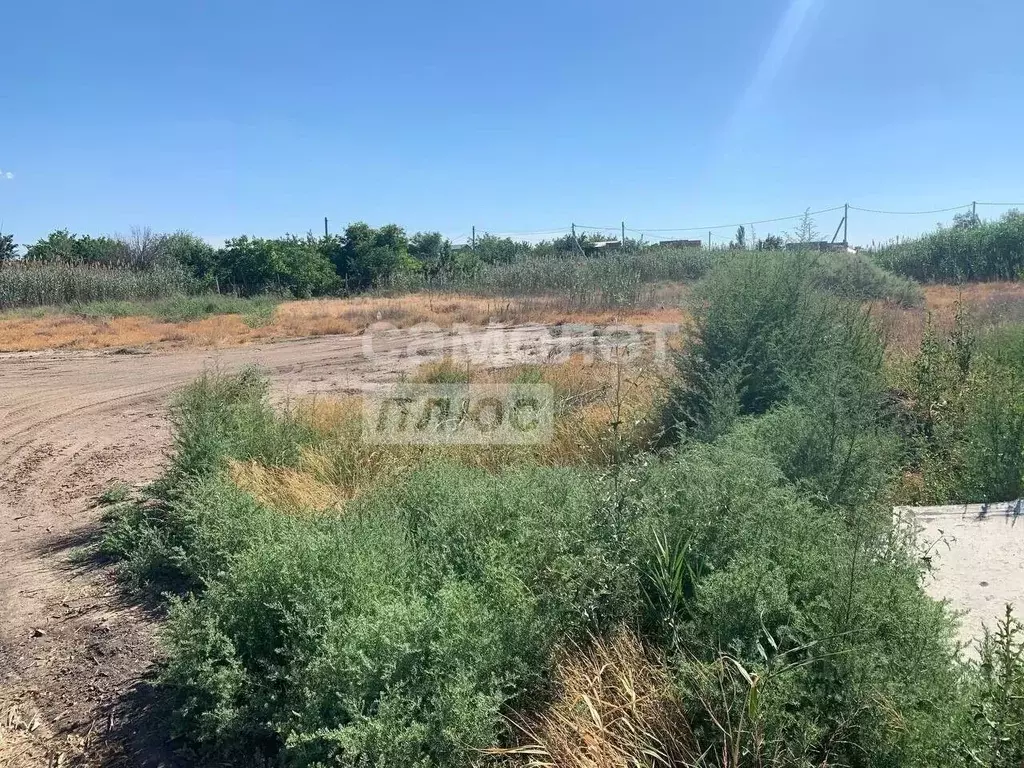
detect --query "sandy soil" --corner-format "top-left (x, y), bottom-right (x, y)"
top-left (0, 327), bottom-right (565, 767)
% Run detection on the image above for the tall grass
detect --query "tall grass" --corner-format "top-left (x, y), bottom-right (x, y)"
top-left (387, 246), bottom-right (712, 309)
top-left (387, 246), bottom-right (920, 310)
top-left (15, 294), bottom-right (281, 325)
top-left (894, 314), bottom-right (1024, 504)
top-left (0, 262), bottom-right (197, 310)
top-left (0, 246), bottom-right (920, 316)
top-left (874, 210), bottom-right (1024, 282)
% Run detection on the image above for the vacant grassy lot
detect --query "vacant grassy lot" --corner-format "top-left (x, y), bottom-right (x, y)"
top-left (97, 252), bottom-right (1024, 768)
top-left (3, 279), bottom-right (1021, 355)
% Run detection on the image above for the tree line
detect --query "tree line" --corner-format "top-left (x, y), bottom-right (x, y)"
top-left (1, 225), bottom-right (682, 298)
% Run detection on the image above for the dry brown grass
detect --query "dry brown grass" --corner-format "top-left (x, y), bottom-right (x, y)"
top-left (879, 281), bottom-right (1024, 354)
top-left (0, 292), bottom-right (692, 353)
top-left (229, 355), bottom-right (667, 513)
top-left (488, 629), bottom-right (697, 768)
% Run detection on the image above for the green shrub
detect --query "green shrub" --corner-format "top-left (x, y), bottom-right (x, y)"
top-left (811, 250), bottom-right (923, 306)
top-left (102, 368), bottom-right (322, 588)
top-left (102, 271), bottom-right (995, 768)
top-left (966, 606), bottom-right (1024, 767)
top-left (664, 252), bottom-right (886, 445)
top-left (894, 310), bottom-right (1024, 504)
top-left (160, 368), bottom-right (318, 488)
top-left (639, 436), bottom-right (967, 767)
top-left (960, 361), bottom-right (1024, 501)
top-left (155, 463), bottom-right (633, 764)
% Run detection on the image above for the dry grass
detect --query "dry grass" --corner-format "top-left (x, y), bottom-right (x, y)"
top-left (229, 355), bottom-right (667, 513)
top-left (879, 281), bottom-right (1024, 354)
top-left (4, 280), bottom-right (1020, 357)
top-left (0, 291), bottom-right (692, 353)
top-left (487, 629), bottom-right (697, 768)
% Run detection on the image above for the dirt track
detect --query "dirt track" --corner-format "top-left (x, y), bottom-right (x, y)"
top-left (0, 328), bottom-right (558, 766)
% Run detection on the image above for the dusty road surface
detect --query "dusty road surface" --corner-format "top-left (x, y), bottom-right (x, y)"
top-left (0, 327), bottom-right (563, 767)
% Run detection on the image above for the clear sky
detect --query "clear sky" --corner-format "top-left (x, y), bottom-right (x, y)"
top-left (2, 0), bottom-right (1023, 248)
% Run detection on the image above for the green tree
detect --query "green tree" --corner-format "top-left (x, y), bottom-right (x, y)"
top-left (277, 235), bottom-right (339, 298)
top-left (316, 234), bottom-right (348, 284)
top-left (786, 209), bottom-right (820, 244)
top-left (223, 235), bottom-right (339, 297)
top-left (952, 209), bottom-right (981, 230)
top-left (0, 232), bottom-right (16, 268)
top-left (166, 232), bottom-right (217, 282)
top-left (473, 234), bottom-right (532, 264)
top-left (733, 225), bottom-right (746, 249)
top-left (24, 229), bottom-right (80, 263)
top-left (342, 222), bottom-right (414, 289)
top-left (75, 235), bottom-right (129, 266)
top-left (410, 231), bottom-right (454, 278)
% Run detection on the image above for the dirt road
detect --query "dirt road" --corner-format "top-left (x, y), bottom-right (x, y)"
top-left (0, 328), bottom-right (559, 766)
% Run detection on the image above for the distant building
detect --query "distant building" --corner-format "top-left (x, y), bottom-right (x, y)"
top-left (583, 240), bottom-right (622, 253)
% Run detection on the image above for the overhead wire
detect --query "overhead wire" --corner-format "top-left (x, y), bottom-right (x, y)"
top-left (574, 224), bottom-right (621, 231)
top-left (483, 227), bottom-right (571, 237)
top-left (624, 205), bottom-right (845, 234)
top-left (450, 199), bottom-right (1018, 246)
top-left (848, 204), bottom-right (971, 216)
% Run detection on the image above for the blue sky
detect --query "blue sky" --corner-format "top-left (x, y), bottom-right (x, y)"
top-left (2, 0), bottom-right (1023, 247)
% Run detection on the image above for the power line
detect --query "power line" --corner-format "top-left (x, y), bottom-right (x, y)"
top-left (848, 204), bottom-right (971, 216)
top-left (573, 223), bottom-right (621, 232)
top-left (625, 205), bottom-right (845, 234)
top-left (483, 227), bottom-right (571, 237)
top-left (453, 199), bottom-right (1018, 247)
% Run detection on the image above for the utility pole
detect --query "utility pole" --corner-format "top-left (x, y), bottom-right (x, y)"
top-left (571, 223), bottom-right (586, 257)
top-left (471, 226), bottom-right (476, 250)
top-left (324, 217), bottom-right (329, 238)
top-left (621, 221), bottom-right (625, 248)
top-left (972, 201), bottom-right (977, 220)
top-left (843, 203), bottom-right (848, 246)
top-left (708, 231), bottom-right (712, 249)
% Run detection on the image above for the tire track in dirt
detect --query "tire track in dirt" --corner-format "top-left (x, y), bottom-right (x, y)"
top-left (0, 327), bottom-right (559, 766)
